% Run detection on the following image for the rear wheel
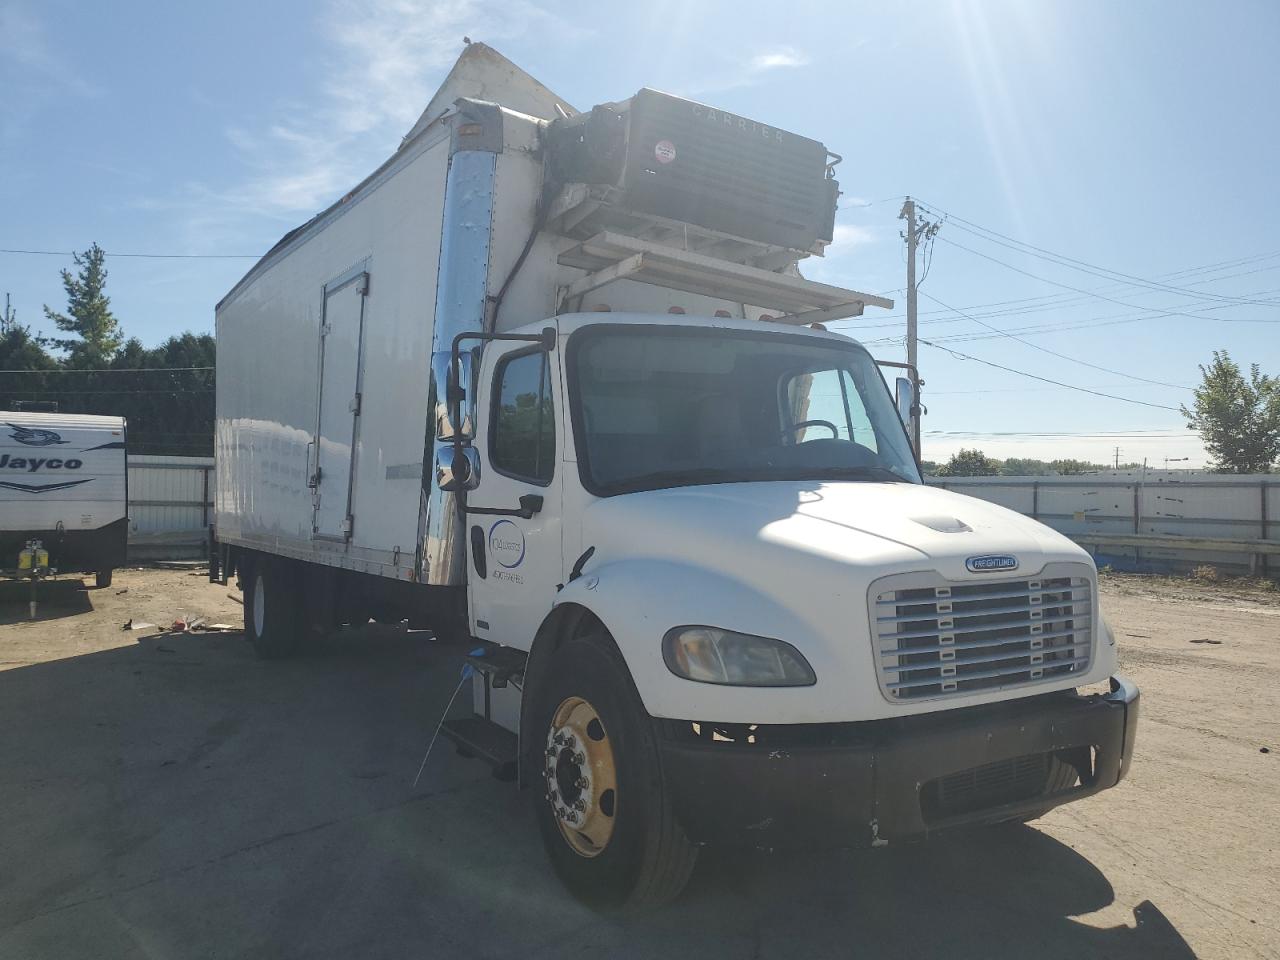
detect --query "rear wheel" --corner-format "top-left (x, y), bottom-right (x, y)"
top-left (243, 556), bottom-right (303, 659)
top-left (95, 569), bottom-right (113, 589)
top-left (530, 636), bottom-right (697, 909)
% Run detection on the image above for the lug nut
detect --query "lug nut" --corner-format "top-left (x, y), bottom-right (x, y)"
top-left (574, 752), bottom-right (586, 765)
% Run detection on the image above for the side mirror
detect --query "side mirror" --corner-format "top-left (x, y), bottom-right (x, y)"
top-left (435, 446), bottom-right (481, 492)
top-left (434, 349), bottom-right (477, 441)
top-left (894, 376), bottom-right (915, 427)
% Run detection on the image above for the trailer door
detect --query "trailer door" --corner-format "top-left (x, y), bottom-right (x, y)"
top-left (312, 265), bottom-right (369, 541)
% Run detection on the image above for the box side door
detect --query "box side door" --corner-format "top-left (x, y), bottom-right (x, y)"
top-left (312, 265), bottom-right (369, 541)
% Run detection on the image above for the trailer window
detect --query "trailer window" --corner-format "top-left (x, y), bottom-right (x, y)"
top-left (491, 350), bottom-right (556, 485)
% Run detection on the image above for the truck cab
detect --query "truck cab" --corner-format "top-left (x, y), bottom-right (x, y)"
top-left (447, 311), bottom-right (1138, 905)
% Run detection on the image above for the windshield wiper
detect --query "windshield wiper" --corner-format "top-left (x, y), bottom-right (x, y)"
top-left (804, 465), bottom-right (912, 483)
top-left (611, 467), bottom-right (741, 492)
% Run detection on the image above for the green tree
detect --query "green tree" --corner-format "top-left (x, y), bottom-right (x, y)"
top-left (1181, 350), bottom-right (1280, 473)
top-left (0, 324), bottom-right (57, 372)
top-left (0, 324), bottom-right (59, 408)
top-left (42, 243), bottom-right (122, 367)
top-left (936, 448), bottom-right (1001, 477)
top-left (1000, 457), bottom-right (1050, 476)
top-left (1048, 458), bottom-right (1098, 475)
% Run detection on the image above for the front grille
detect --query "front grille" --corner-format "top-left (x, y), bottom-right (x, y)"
top-left (871, 566), bottom-right (1093, 702)
top-left (921, 753), bottom-right (1051, 821)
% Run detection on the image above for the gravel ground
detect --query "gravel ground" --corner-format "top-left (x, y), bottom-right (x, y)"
top-left (0, 567), bottom-right (1275, 959)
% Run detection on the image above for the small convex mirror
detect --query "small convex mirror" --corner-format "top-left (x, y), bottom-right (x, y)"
top-left (435, 446), bottom-right (480, 492)
top-left (894, 376), bottom-right (915, 427)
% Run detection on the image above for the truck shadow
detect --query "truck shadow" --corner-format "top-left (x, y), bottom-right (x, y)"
top-left (0, 627), bottom-right (1197, 960)
top-left (0, 577), bottom-right (93, 624)
top-left (651, 832), bottom-right (1197, 959)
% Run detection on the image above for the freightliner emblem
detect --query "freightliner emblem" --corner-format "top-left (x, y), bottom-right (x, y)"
top-left (966, 555), bottom-right (1019, 573)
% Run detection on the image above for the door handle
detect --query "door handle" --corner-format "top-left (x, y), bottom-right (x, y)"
top-left (305, 440), bottom-right (320, 488)
top-left (466, 493), bottom-right (544, 520)
top-left (470, 525), bottom-right (487, 578)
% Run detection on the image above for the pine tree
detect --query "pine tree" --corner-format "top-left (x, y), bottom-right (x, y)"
top-left (42, 243), bottom-right (122, 367)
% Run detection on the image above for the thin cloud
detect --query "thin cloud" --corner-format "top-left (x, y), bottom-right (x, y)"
top-left (832, 223), bottom-right (875, 247)
top-left (749, 48), bottom-right (809, 71)
top-left (179, 0), bottom-right (588, 234)
top-left (687, 45), bottom-right (812, 96)
top-left (0, 2), bottom-right (99, 148)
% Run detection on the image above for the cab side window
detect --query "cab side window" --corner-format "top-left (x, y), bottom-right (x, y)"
top-left (491, 350), bottom-right (555, 484)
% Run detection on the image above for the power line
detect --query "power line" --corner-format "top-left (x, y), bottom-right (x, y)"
top-left (0, 248), bottom-right (259, 260)
top-left (839, 251), bottom-right (1280, 329)
top-left (2, 388), bottom-right (214, 396)
top-left (913, 200), bottom-right (1280, 308)
top-left (917, 338), bottom-right (1182, 411)
top-left (915, 283), bottom-right (1280, 345)
top-left (935, 236), bottom-right (1280, 324)
top-left (926, 429), bottom-right (1194, 437)
top-left (918, 290), bottom-right (1191, 390)
top-left (0, 365), bottom-right (214, 374)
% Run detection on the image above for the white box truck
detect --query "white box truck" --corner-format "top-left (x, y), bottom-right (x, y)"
top-left (0, 411), bottom-right (127, 587)
top-left (213, 44), bottom-right (1138, 907)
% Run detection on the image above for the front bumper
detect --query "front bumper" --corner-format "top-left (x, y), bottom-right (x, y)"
top-left (658, 675), bottom-right (1139, 848)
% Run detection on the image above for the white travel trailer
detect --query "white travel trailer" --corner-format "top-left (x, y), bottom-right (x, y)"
top-left (213, 44), bottom-right (1138, 907)
top-left (0, 411), bottom-right (127, 587)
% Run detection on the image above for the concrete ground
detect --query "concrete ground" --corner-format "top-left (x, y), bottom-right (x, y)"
top-left (0, 567), bottom-right (1275, 959)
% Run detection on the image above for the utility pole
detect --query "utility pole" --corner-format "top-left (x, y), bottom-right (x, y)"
top-left (1114, 446), bottom-right (1121, 470)
top-left (1, 293), bottom-right (13, 335)
top-left (899, 198), bottom-right (940, 457)
top-left (901, 199), bottom-right (919, 377)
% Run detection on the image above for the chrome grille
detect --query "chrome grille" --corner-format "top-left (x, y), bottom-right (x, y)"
top-left (871, 566), bottom-right (1093, 701)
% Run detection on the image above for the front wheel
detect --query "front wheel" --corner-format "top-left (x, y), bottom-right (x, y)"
top-left (530, 636), bottom-right (697, 909)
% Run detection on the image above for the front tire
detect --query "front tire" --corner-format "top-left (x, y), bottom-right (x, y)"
top-left (530, 636), bottom-right (697, 909)
top-left (243, 556), bottom-right (303, 659)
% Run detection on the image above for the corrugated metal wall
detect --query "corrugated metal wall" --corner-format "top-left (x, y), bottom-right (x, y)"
top-left (929, 471), bottom-right (1277, 575)
top-left (127, 456), bottom-right (213, 557)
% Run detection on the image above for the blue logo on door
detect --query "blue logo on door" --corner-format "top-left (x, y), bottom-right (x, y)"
top-left (488, 519), bottom-right (526, 569)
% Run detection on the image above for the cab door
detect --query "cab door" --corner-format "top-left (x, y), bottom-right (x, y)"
top-left (466, 340), bottom-right (564, 650)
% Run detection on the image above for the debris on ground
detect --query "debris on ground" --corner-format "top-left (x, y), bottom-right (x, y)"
top-left (227, 593), bottom-right (242, 604)
top-left (1189, 638), bottom-right (1223, 645)
top-left (115, 587), bottom-right (128, 595)
top-left (171, 618), bottom-right (188, 632)
top-left (123, 620), bottom-right (157, 632)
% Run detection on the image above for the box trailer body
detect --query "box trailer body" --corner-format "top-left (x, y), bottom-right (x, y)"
top-left (214, 44), bottom-right (1138, 908)
top-left (0, 411), bottom-right (127, 586)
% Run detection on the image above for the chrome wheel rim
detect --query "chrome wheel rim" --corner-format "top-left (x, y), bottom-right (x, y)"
top-left (545, 696), bottom-right (618, 858)
top-left (252, 572), bottom-right (266, 637)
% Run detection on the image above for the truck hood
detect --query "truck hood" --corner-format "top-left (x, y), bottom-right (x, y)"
top-left (582, 480), bottom-right (1088, 584)
top-left (573, 481), bottom-right (1109, 725)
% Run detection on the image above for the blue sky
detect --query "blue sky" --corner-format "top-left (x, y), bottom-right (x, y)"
top-left (2, 0), bottom-right (1278, 466)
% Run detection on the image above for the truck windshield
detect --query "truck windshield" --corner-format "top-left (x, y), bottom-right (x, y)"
top-left (568, 324), bottom-right (922, 496)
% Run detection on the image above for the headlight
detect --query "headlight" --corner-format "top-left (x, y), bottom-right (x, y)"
top-left (662, 626), bottom-right (816, 687)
